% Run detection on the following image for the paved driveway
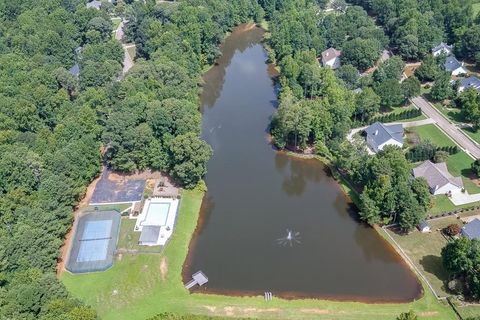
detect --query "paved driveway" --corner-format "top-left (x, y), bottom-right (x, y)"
top-left (411, 96), bottom-right (480, 159)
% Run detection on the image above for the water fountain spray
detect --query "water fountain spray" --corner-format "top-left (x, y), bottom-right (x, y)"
top-left (276, 229), bottom-right (301, 247)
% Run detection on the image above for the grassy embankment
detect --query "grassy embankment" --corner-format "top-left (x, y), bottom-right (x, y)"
top-left (62, 188), bottom-right (456, 320)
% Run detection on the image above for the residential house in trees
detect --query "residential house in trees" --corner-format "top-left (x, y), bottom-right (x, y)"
top-left (412, 160), bottom-right (464, 195)
top-left (458, 76), bottom-right (480, 94)
top-left (432, 42), bottom-right (453, 57)
top-left (365, 122), bottom-right (403, 153)
top-left (320, 48), bottom-right (341, 69)
top-left (444, 56), bottom-right (468, 76)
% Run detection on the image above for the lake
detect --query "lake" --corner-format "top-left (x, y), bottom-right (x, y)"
top-left (183, 24), bottom-right (422, 302)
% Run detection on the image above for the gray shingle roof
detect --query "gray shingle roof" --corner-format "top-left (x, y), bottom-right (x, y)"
top-left (432, 42), bottom-right (453, 55)
top-left (365, 122), bottom-right (403, 151)
top-left (412, 160), bottom-right (463, 191)
top-left (460, 76), bottom-right (480, 93)
top-left (418, 220), bottom-right (430, 230)
top-left (69, 63), bottom-right (80, 77)
top-left (444, 56), bottom-right (464, 73)
top-left (139, 226), bottom-right (160, 244)
top-left (86, 0), bottom-right (102, 9)
top-left (321, 47), bottom-right (341, 62)
top-left (462, 218), bottom-right (480, 240)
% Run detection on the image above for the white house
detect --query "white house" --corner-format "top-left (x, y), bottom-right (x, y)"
top-left (412, 160), bottom-right (464, 195)
top-left (86, 0), bottom-right (102, 9)
top-left (364, 122), bottom-right (403, 153)
top-left (444, 56), bottom-right (468, 76)
top-left (432, 42), bottom-right (453, 57)
top-left (458, 76), bottom-right (480, 94)
top-left (320, 47), bottom-right (341, 69)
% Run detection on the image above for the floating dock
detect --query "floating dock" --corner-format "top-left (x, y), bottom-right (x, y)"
top-left (185, 271), bottom-right (208, 289)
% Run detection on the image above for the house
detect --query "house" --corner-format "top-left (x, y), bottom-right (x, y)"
top-left (365, 122), bottom-right (403, 153)
top-left (412, 160), bottom-right (464, 195)
top-left (458, 76), bottom-right (480, 93)
top-left (69, 63), bottom-right (80, 78)
top-left (432, 42), bottom-right (453, 57)
top-left (418, 220), bottom-right (431, 233)
top-left (86, 0), bottom-right (102, 9)
top-left (320, 48), bottom-right (341, 69)
top-left (444, 56), bottom-right (468, 76)
top-left (461, 218), bottom-right (480, 240)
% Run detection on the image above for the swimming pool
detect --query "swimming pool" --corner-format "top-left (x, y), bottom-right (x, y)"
top-left (141, 202), bottom-right (170, 226)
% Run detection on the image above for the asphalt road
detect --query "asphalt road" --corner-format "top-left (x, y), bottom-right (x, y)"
top-left (411, 96), bottom-right (480, 159)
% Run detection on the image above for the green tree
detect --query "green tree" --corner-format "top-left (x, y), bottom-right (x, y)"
top-left (169, 133), bottom-right (212, 189)
top-left (353, 87), bottom-right (381, 123)
top-left (430, 71), bottom-right (454, 101)
top-left (375, 79), bottom-right (405, 108)
top-left (415, 54), bottom-right (440, 82)
top-left (402, 76), bottom-right (421, 99)
top-left (342, 37), bottom-right (382, 72)
top-left (397, 310), bottom-right (418, 320)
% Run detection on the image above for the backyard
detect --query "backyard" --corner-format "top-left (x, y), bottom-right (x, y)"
top-left (62, 189), bottom-right (456, 320)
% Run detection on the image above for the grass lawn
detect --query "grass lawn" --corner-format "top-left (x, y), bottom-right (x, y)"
top-left (410, 124), bottom-right (455, 147)
top-left (435, 103), bottom-right (464, 125)
top-left (111, 17), bottom-right (122, 30)
top-left (117, 218), bottom-right (163, 253)
top-left (127, 45), bottom-right (136, 60)
top-left (61, 189), bottom-right (457, 320)
top-left (456, 303), bottom-right (480, 319)
top-left (463, 127), bottom-right (480, 144)
top-left (383, 217), bottom-right (459, 298)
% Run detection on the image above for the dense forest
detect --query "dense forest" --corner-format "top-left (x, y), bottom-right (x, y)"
top-left (0, 0), bottom-right (261, 319)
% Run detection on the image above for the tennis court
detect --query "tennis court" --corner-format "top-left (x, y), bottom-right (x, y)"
top-left (66, 211), bottom-right (121, 273)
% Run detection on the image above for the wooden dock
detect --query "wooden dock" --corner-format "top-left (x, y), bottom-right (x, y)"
top-left (185, 271), bottom-right (208, 289)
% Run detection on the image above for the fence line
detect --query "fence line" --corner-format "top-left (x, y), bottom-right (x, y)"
top-left (381, 226), bottom-right (445, 300)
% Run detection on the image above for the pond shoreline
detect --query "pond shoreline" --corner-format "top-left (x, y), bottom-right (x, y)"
top-left (183, 22), bottom-right (424, 303)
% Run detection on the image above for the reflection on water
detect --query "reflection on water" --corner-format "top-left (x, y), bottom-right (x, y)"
top-left (184, 24), bottom-right (422, 301)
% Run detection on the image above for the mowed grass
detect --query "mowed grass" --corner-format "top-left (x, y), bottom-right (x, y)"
top-left (61, 189), bottom-right (458, 320)
top-left (116, 218), bottom-right (163, 253)
top-left (111, 17), bottom-right (122, 30)
top-left (383, 217), bottom-right (459, 298)
top-left (410, 124), bottom-right (455, 147)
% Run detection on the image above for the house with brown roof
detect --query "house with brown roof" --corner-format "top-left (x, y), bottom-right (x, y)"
top-left (320, 47), bottom-right (341, 69)
top-left (412, 160), bottom-right (464, 195)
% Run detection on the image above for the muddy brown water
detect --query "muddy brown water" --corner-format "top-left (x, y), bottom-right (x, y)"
top-left (183, 25), bottom-right (422, 302)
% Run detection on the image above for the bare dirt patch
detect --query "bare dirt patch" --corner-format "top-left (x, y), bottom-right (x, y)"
top-left (56, 171), bottom-right (103, 276)
top-left (300, 308), bottom-right (330, 314)
top-left (419, 311), bottom-right (439, 317)
top-left (204, 306), bottom-right (217, 313)
top-left (160, 256), bottom-right (168, 281)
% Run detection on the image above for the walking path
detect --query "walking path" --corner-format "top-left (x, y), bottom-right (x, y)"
top-left (411, 96), bottom-right (480, 159)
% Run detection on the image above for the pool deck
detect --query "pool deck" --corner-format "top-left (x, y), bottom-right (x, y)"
top-left (134, 197), bottom-right (179, 246)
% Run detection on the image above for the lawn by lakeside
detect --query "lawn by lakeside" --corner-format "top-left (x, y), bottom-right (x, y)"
top-left (62, 189), bottom-right (456, 320)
